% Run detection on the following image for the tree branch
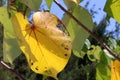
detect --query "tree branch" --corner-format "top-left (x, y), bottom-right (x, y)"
top-left (0, 60), bottom-right (25, 80)
top-left (53, 0), bottom-right (120, 60)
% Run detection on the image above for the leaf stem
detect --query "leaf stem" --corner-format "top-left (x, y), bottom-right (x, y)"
top-left (53, 0), bottom-right (120, 60)
top-left (0, 60), bottom-right (25, 80)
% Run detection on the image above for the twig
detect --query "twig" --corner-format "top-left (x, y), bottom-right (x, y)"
top-left (0, 60), bottom-right (25, 80)
top-left (53, 0), bottom-right (120, 60)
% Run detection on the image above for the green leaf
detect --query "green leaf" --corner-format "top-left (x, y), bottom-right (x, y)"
top-left (19, 0), bottom-right (42, 11)
top-left (74, 39), bottom-right (91, 58)
top-left (7, 0), bottom-right (31, 16)
top-left (87, 45), bottom-right (102, 61)
top-left (104, 0), bottom-right (120, 23)
top-left (62, 5), bottom-right (93, 57)
top-left (3, 31), bottom-right (22, 64)
top-left (96, 53), bottom-right (111, 80)
top-left (112, 41), bottom-right (120, 56)
top-left (73, 50), bottom-right (85, 58)
top-left (96, 67), bottom-right (111, 80)
top-left (46, 0), bottom-right (53, 9)
top-left (0, 7), bottom-right (21, 64)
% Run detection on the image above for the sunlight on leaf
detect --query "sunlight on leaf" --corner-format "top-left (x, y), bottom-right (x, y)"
top-left (104, 49), bottom-right (114, 59)
top-left (64, 0), bottom-right (81, 11)
top-left (108, 38), bottom-right (117, 49)
top-left (104, 0), bottom-right (120, 23)
top-left (64, 0), bottom-right (81, 6)
top-left (0, 7), bottom-right (21, 64)
top-left (11, 12), bottom-right (72, 79)
top-left (111, 60), bottom-right (120, 80)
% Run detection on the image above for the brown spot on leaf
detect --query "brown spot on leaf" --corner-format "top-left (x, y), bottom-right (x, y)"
top-left (29, 59), bottom-right (34, 65)
top-left (31, 62), bottom-right (34, 65)
top-left (44, 70), bottom-right (52, 74)
top-left (64, 47), bottom-right (69, 51)
top-left (64, 53), bottom-right (68, 56)
top-left (35, 66), bottom-right (39, 71)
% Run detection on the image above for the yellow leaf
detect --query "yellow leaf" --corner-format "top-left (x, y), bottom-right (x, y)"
top-left (104, 0), bottom-right (120, 23)
top-left (111, 60), bottom-right (120, 80)
top-left (11, 12), bottom-right (72, 79)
